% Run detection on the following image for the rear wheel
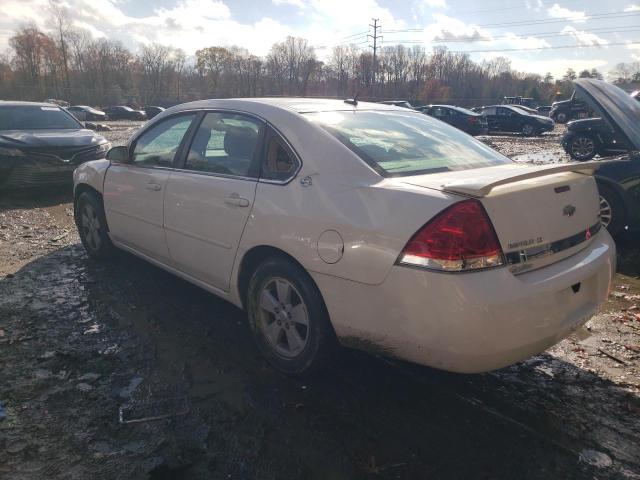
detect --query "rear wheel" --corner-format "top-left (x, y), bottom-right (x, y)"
top-left (556, 112), bottom-right (568, 123)
top-left (569, 134), bottom-right (596, 161)
top-left (75, 191), bottom-right (114, 259)
top-left (247, 257), bottom-right (336, 375)
top-left (598, 184), bottom-right (625, 237)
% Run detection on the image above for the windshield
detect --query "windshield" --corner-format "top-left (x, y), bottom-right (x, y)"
top-left (306, 110), bottom-right (511, 177)
top-left (0, 105), bottom-right (82, 130)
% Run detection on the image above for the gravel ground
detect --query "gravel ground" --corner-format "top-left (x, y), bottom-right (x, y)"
top-left (0, 121), bottom-right (639, 480)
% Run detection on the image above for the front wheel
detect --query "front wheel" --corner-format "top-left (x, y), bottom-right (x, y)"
top-left (598, 184), bottom-right (625, 237)
top-left (75, 191), bottom-right (114, 259)
top-left (569, 134), bottom-right (596, 161)
top-left (247, 257), bottom-right (337, 375)
top-left (556, 112), bottom-right (568, 123)
top-left (521, 123), bottom-right (538, 136)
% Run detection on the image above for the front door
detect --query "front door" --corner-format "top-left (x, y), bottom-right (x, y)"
top-left (163, 111), bottom-right (265, 291)
top-left (103, 113), bottom-right (198, 262)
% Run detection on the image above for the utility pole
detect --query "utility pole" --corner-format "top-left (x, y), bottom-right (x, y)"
top-left (368, 18), bottom-right (381, 86)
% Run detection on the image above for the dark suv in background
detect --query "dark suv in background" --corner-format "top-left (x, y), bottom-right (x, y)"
top-left (549, 91), bottom-right (591, 123)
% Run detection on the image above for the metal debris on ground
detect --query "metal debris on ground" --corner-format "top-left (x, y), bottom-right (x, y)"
top-left (119, 396), bottom-right (190, 425)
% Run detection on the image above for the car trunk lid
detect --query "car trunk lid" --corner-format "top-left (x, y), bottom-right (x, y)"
top-left (398, 161), bottom-right (616, 273)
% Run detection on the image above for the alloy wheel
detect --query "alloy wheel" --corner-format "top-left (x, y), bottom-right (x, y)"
top-left (257, 277), bottom-right (309, 358)
top-left (571, 136), bottom-right (595, 160)
top-left (522, 124), bottom-right (535, 135)
top-left (599, 195), bottom-right (612, 228)
top-left (80, 203), bottom-right (101, 251)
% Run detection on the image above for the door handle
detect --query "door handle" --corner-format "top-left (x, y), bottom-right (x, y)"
top-left (146, 183), bottom-right (162, 191)
top-left (224, 193), bottom-right (250, 207)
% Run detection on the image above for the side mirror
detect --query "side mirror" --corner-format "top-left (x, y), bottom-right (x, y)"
top-left (106, 145), bottom-right (129, 163)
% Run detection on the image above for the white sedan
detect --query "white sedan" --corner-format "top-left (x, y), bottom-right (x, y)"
top-left (73, 97), bottom-right (615, 374)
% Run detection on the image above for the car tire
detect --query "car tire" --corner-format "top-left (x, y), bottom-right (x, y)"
top-left (569, 134), bottom-right (597, 161)
top-left (598, 184), bottom-right (625, 237)
top-left (556, 112), bottom-right (568, 123)
top-left (521, 123), bottom-right (537, 136)
top-left (247, 256), bottom-right (337, 375)
top-left (75, 191), bottom-right (114, 259)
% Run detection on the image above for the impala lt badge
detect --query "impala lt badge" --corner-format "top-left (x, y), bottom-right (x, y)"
top-left (563, 205), bottom-right (576, 217)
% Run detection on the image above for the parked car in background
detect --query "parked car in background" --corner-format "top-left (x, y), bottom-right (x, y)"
top-left (103, 105), bottom-right (147, 120)
top-left (73, 98), bottom-right (614, 376)
top-left (481, 105), bottom-right (555, 136)
top-left (560, 79), bottom-right (640, 236)
top-left (537, 105), bottom-right (553, 116)
top-left (67, 105), bottom-right (108, 122)
top-left (419, 104), bottom-right (488, 135)
top-left (143, 106), bottom-right (165, 119)
top-left (549, 92), bottom-right (590, 123)
top-left (0, 101), bottom-right (110, 190)
top-left (379, 100), bottom-right (414, 109)
top-left (503, 96), bottom-right (537, 108)
top-left (509, 105), bottom-right (540, 116)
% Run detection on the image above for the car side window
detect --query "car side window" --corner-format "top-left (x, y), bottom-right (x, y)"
top-left (483, 107), bottom-right (496, 115)
top-left (132, 114), bottom-right (196, 167)
top-left (497, 107), bottom-right (511, 116)
top-left (184, 112), bottom-right (263, 177)
top-left (262, 130), bottom-right (299, 182)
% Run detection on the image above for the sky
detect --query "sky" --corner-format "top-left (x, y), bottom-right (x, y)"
top-left (1, 0), bottom-right (639, 78)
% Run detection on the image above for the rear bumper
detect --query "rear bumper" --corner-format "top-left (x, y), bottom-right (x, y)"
top-left (312, 229), bottom-right (615, 373)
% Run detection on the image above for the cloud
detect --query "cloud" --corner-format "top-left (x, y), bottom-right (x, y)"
top-left (560, 26), bottom-right (608, 46)
top-left (420, 15), bottom-right (550, 50)
top-left (423, 0), bottom-right (447, 7)
top-left (624, 4), bottom-right (640, 11)
top-left (272, 0), bottom-right (306, 8)
top-left (547, 3), bottom-right (587, 22)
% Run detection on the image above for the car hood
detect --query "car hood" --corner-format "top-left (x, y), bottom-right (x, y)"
top-left (0, 129), bottom-right (106, 148)
top-left (573, 78), bottom-right (640, 150)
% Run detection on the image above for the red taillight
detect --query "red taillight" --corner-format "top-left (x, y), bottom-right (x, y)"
top-left (398, 199), bottom-right (504, 272)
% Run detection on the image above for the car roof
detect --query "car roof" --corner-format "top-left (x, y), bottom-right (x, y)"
top-left (167, 97), bottom-right (408, 115)
top-left (0, 100), bottom-right (61, 107)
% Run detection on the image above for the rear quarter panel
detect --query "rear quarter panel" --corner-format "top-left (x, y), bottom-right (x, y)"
top-left (233, 118), bottom-right (459, 290)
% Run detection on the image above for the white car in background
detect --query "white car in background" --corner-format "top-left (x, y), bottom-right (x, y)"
top-left (73, 91), bottom-right (618, 375)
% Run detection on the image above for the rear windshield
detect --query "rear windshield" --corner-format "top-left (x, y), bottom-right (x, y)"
top-left (0, 105), bottom-right (81, 130)
top-left (306, 110), bottom-right (510, 177)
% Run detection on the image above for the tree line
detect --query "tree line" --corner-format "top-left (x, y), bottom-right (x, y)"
top-left (1, 6), bottom-right (639, 108)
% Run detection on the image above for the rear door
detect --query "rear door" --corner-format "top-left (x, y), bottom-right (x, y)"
top-left (163, 111), bottom-right (265, 291)
top-left (482, 106), bottom-right (499, 131)
top-left (103, 113), bottom-right (198, 262)
top-left (496, 107), bottom-right (518, 132)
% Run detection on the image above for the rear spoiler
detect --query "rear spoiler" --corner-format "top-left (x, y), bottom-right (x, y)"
top-left (441, 159), bottom-right (626, 197)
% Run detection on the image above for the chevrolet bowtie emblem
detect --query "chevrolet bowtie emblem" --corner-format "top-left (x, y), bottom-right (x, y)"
top-left (563, 205), bottom-right (576, 217)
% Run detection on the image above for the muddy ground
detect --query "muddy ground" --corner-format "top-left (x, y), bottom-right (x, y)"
top-left (1, 121), bottom-right (639, 480)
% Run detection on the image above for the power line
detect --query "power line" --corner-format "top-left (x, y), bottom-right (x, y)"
top-left (383, 26), bottom-right (640, 44)
top-left (445, 40), bottom-right (640, 53)
top-left (382, 10), bottom-right (640, 33)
